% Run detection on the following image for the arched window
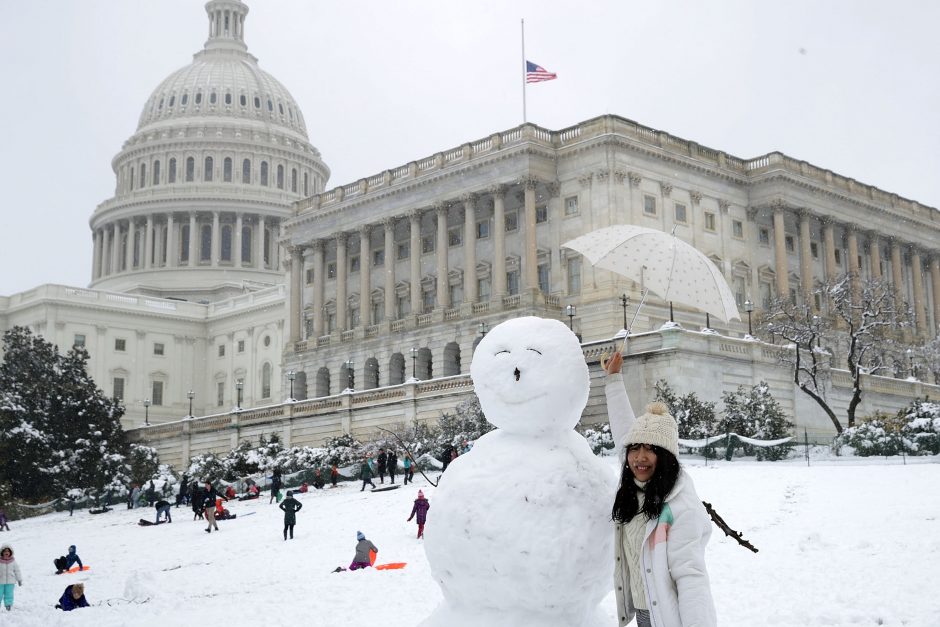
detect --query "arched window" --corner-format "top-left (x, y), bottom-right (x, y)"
top-left (266, 98), bottom-right (273, 112)
top-left (260, 161), bottom-right (269, 186)
top-left (200, 224), bottom-right (212, 261)
top-left (364, 357), bottom-right (380, 390)
top-left (239, 94), bottom-right (247, 107)
top-left (129, 166), bottom-right (134, 191)
top-left (242, 159), bottom-right (251, 183)
top-left (278, 102), bottom-right (284, 115)
top-left (291, 168), bottom-right (298, 193)
top-left (224, 92), bottom-right (232, 105)
top-left (261, 363), bottom-right (272, 399)
top-left (152, 160), bottom-right (161, 185)
top-left (223, 157), bottom-right (232, 182)
top-left (254, 96), bottom-right (261, 109)
top-left (195, 91), bottom-right (203, 105)
top-left (221, 224), bottom-right (232, 262)
top-left (133, 230), bottom-right (141, 267)
top-left (316, 367), bottom-right (330, 397)
top-left (185, 157), bottom-right (195, 182)
top-left (276, 164), bottom-right (284, 189)
top-left (388, 353), bottom-right (405, 385)
top-left (181, 93), bottom-right (188, 106)
top-left (241, 226), bottom-right (252, 263)
top-left (204, 156), bottom-right (213, 182)
top-left (168, 158), bottom-right (177, 183)
top-left (180, 224), bottom-right (190, 263)
top-left (209, 91), bottom-right (217, 105)
top-left (303, 172), bottom-right (309, 196)
top-left (158, 97), bottom-right (164, 110)
top-left (139, 163), bottom-right (147, 188)
top-left (443, 342), bottom-right (461, 376)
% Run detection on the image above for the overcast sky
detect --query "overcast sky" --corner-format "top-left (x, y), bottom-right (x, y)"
top-left (1, 0), bottom-right (937, 296)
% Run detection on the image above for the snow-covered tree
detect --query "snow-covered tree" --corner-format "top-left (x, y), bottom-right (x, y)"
top-left (900, 399), bottom-right (940, 455)
top-left (653, 380), bottom-right (716, 440)
top-left (576, 422), bottom-right (615, 455)
top-left (761, 275), bottom-right (911, 433)
top-left (434, 394), bottom-right (494, 458)
top-left (720, 382), bottom-right (793, 460)
top-left (127, 443), bottom-right (160, 486)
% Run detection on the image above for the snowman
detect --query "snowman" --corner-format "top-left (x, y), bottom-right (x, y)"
top-left (421, 316), bottom-right (617, 627)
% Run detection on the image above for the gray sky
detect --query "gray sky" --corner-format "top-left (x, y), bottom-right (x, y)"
top-left (1, 0), bottom-right (938, 296)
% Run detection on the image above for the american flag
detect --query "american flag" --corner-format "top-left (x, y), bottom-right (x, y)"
top-left (526, 60), bottom-right (557, 83)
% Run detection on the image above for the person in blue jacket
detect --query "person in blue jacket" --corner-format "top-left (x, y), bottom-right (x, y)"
top-left (56, 582), bottom-right (89, 611)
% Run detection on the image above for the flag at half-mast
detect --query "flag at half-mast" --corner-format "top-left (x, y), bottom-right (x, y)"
top-left (526, 60), bottom-right (557, 83)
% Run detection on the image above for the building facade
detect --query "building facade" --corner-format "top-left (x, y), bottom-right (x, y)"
top-left (2, 1), bottom-right (939, 450)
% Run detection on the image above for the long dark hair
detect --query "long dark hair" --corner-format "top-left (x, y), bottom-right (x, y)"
top-left (611, 445), bottom-right (680, 524)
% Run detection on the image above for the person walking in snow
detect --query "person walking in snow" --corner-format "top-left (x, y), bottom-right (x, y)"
top-left (605, 351), bottom-right (716, 627)
top-left (403, 454), bottom-right (415, 485)
top-left (349, 531), bottom-right (378, 570)
top-left (269, 468), bottom-right (282, 504)
top-left (129, 483), bottom-right (141, 509)
top-left (376, 448), bottom-right (388, 484)
top-left (0, 511), bottom-right (9, 531)
top-left (359, 457), bottom-right (376, 491)
top-left (202, 481), bottom-right (227, 533)
top-left (407, 490), bottom-right (430, 539)
top-left (330, 463), bottom-right (339, 488)
top-left (0, 544), bottom-right (23, 611)
top-left (154, 499), bottom-right (172, 524)
top-left (176, 474), bottom-right (189, 507)
top-left (387, 449), bottom-right (398, 484)
top-left (279, 490), bottom-right (303, 540)
top-left (55, 582), bottom-right (89, 611)
top-left (145, 480), bottom-right (156, 507)
top-left (191, 482), bottom-right (205, 520)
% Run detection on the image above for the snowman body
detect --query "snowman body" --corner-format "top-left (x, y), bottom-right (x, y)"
top-left (421, 317), bottom-right (616, 627)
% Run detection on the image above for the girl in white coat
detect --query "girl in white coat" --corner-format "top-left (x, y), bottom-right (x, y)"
top-left (0, 544), bottom-right (23, 611)
top-left (605, 352), bottom-right (716, 627)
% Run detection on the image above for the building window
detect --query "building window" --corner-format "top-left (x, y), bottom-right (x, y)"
top-left (223, 157), bottom-right (233, 182)
top-left (785, 235), bottom-right (795, 253)
top-left (422, 290), bottom-right (436, 313)
top-left (789, 288), bottom-right (798, 306)
top-left (115, 338), bottom-right (126, 352)
top-left (306, 268), bottom-right (315, 284)
top-left (372, 301), bottom-right (384, 324)
top-left (396, 295), bottom-right (410, 318)
top-left (506, 270), bottom-right (520, 295)
top-left (218, 344), bottom-right (225, 358)
top-left (254, 96), bottom-right (261, 109)
top-left (505, 211), bottom-right (519, 232)
top-left (151, 381), bottom-right (164, 406)
top-left (262, 363), bottom-right (271, 399)
top-left (567, 257), bottom-right (582, 295)
top-left (217, 381), bottom-right (225, 407)
top-left (200, 225), bottom-right (212, 261)
top-left (181, 93), bottom-right (188, 106)
top-left (538, 263), bottom-right (550, 294)
top-left (704, 212), bottom-right (716, 231)
top-left (260, 161), bottom-right (269, 186)
top-left (237, 339), bottom-right (245, 353)
top-left (153, 160), bottom-right (161, 185)
top-left (834, 249), bottom-right (842, 265)
top-left (139, 163), bottom-right (146, 188)
top-left (350, 255), bottom-right (360, 273)
top-left (476, 220), bottom-right (490, 239)
top-left (113, 377), bottom-right (125, 401)
top-left (397, 242), bottom-right (410, 260)
top-left (448, 227), bottom-right (462, 247)
top-left (267, 98), bottom-right (273, 112)
top-left (478, 277), bottom-right (491, 301)
top-left (814, 293), bottom-right (822, 310)
top-left (421, 235), bottom-right (435, 254)
top-left (242, 226), bottom-right (252, 263)
top-left (811, 242), bottom-right (819, 258)
top-left (535, 205), bottom-right (548, 223)
top-left (732, 220), bottom-right (744, 239)
top-left (291, 168), bottom-right (298, 193)
top-left (449, 283), bottom-right (463, 306)
top-left (276, 164), bottom-right (284, 189)
top-left (373, 249), bottom-right (385, 267)
top-left (153, 342), bottom-right (164, 356)
top-left (239, 93), bottom-right (247, 107)
top-left (674, 203), bottom-right (687, 223)
top-left (303, 172), bottom-right (309, 196)
top-left (186, 157), bottom-right (195, 182)
top-left (224, 92), bottom-right (232, 106)
top-left (759, 228), bottom-right (770, 245)
top-left (263, 335), bottom-right (271, 347)
top-left (760, 283), bottom-right (772, 309)
top-left (204, 156), bottom-right (214, 182)
top-left (168, 158), bottom-right (177, 183)
top-left (209, 91), bottom-right (217, 105)
top-left (643, 195), bottom-right (657, 215)
top-left (220, 225), bottom-right (232, 262)
top-left (242, 159), bottom-right (251, 183)
top-left (733, 277), bottom-right (746, 308)
top-left (565, 196), bottom-right (579, 216)
top-left (327, 262), bottom-right (336, 279)
top-left (73, 334), bottom-right (86, 348)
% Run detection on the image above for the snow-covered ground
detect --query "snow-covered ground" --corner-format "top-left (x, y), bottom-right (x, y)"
top-left (3, 455), bottom-right (938, 626)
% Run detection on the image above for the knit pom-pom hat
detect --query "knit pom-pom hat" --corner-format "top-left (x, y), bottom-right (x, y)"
top-left (625, 401), bottom-right (679, 457)
top-left (356, 531), bottom-right (365, 541)
top-left (417, 490), bottom-right (425, 499)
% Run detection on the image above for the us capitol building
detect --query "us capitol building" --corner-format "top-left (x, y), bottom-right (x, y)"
top-left (2, 1), bottom-right (937, 466)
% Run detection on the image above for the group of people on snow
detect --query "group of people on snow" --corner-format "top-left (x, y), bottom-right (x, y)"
top-left (1, 543), bottom-right (89, 612)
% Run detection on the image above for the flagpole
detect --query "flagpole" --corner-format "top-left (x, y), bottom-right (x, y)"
top-left (521, 18), bottom-right (527, 124)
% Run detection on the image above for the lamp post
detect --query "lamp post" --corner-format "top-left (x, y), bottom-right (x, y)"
top-left (479, 322), bottom-right (488, 337)
top-left (143, 398), bottom-right (151, 426)
top-left (907, 348), bottom-right (915, 379)
top-left (565, 304), bottom-right (577, 330)
top-left (187, 389), bottom-right (194, 417)
top-left (235, 379), bottom-right (243, 411)
top-left (344, 360), bottom-right (355, 390)
top-left (410, 347), bottom-right (418, 379)
top-left (620, 294), bottom-right (629, 330)
top-left (287, 370), bottom-right (296, 400)
top-left (767, 322), bottom-right (775, 344)
top-left (744, 299), bottom-right (754, 336)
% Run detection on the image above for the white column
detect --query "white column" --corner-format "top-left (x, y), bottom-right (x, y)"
top-left (523, 178), bottom-right (538, 292)
top-left (409, 210), bottom-right (422, 313)
top-left (435, 204), bottom-right (449, 309)
top-left (359, 225), bottom-right (371, 326)
top-left (92, 228), bottom-right (102, 279)
top-left (384, 218), bottom-right (396, 321)
top-left (188, 213), bottom-right (198, 266)
top-left (772, 204), bottom-right (788, 298)
top-left (463, 195), bottom-right (477, 304)
top-left (144, 215), bottom-right (154, 269)
top-left (492, 186), bottom-right (507, 299)
top-left (126, 219), bottom-right (136, 271)
top-left (234, 213), bottom-right (243, 267)
top-left (289, 246), bottom-right (303, 344)
top-left (312, 240), bottom-right (325, 337)
top-left (911, 247), bottom-right (927, 337)
top-left (336, 233), bottom-right (348, 331)
top-left (102, 226), bottom-right (112, 276)
top-left (256, 215), bottom-right (266, 269)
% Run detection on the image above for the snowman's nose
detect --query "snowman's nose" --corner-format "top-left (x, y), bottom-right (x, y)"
top-left (514, 367), bottom-right (521, 381)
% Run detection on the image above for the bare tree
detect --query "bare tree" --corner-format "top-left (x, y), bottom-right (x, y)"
top-left (761, 275), bottom-right (912, 433)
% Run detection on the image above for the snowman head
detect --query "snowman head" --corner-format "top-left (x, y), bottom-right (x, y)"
top-left (470, 316), bottom-right (589, 436)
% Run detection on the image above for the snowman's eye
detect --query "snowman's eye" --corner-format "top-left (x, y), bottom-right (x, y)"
top-left (495, 350), bottom-right (510, 356)
top-left (526, 348), bottom-right (542, 355)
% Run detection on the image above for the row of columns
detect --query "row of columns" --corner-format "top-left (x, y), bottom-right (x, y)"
top-left (288, 180), bottom-right (544, 344)
top-left (770, 204), bottom-right (939, 337)
top-left (92, 212), bottom-right (273, 280)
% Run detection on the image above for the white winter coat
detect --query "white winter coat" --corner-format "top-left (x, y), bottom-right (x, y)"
top-left (0, 544), bottom-right (23, 586)
top-left (606, 374), bottom-right (717, 627)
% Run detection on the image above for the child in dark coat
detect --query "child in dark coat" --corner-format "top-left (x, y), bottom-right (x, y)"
top-left (54, 545), bottom-right (83, 574)
top-left (279, 490), bottom-right (303, 540)
top-left (0, 511), bottom-right (9, 531)
top-left (56, 583), bottom-right (89, 611)
top-left (407, 490), bottom-right (430, 539)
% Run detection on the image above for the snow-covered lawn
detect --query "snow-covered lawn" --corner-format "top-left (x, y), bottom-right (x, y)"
top-left (3, 456), bottom-right (938, 626)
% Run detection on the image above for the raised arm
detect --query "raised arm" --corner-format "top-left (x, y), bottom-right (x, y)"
top-left (604, 351), bottom-right (636, 459)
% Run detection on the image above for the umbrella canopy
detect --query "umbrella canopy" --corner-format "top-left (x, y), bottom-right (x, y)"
top-left (563, 225), bottom-right (741, 322)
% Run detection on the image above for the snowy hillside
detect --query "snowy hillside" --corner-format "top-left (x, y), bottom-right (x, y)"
top-left (2, 456), bottom-right (938, 626)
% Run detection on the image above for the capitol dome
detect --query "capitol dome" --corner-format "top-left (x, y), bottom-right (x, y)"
top-left (89, 0), bottom-right (329, 302)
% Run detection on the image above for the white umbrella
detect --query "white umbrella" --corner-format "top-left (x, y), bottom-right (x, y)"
top-left (562, 225), bottom-right (741, 322)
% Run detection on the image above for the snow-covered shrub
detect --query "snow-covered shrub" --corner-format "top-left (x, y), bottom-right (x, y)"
top-left (128, 443), bottom-right (160, 486)
top-left (187, 452), bottom-right (225, 481)
top-left (433, 395), bottom-right (494, 458)
top-left (577, 422), bottom-right (615, 455)
top-left (322, 433), bottom-right (364, 466)
top-left (834, 413), bottom-right (905, 456)
top-left (654, 380), bottom-right (716, 440)
top-left (900, 399), bottom-right (940, 455)
top-left (720, 382), bottom-right (793, 461)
